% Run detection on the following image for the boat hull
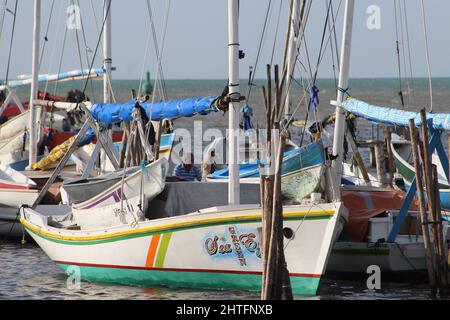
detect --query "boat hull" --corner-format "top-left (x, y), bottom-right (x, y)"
top-left (392, 139), bottom-right (450, 209)
top-left (21, 202), bottom-right (345, 296)
top-left (70, 158), bottom-right (168, 209)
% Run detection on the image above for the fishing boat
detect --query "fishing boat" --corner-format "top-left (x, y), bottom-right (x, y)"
top-left (20, 0), bottom-right (350, 297)
top-left (208, 139), bottom-right (325, 180)
top-left (324, 94), bottom-right (450, 275)
top-left (327, 186), bottom-right (450, 274)
top-left (61, 133), bottom-right (175, 205)
top-left (66, 157), bottom-right (168, 209)
top-left (21, 196), bottom-right (346, 295)
top-left (391, 135), bottom-right (450, 210)
top-left (0, 164), bottom-right (39, 207)
top-left (341, 97), bottom-right (450, 210)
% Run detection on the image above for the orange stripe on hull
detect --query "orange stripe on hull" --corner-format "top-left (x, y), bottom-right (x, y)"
top-left (145, 234), bottom-right (161, 268)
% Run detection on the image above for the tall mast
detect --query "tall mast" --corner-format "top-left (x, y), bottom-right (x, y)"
top-left (227, 0), bottom-right (240, 205)
top-left (331, 0), bottom-right (355, 181)
top-left (284, 0), bottom-right (300, 120)
top-left (29, 0), bottom-right (41, 167)
top-left (103, 0), bottom-right (112, 103)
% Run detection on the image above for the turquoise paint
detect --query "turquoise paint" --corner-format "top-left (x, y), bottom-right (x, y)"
top-left (57, 263), bottom-right (320, 296)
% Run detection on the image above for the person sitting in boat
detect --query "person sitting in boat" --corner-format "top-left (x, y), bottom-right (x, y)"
top-left (201, 149), bottom-right (217, 180)
top-left (173, 153), bottom-right (201, 181)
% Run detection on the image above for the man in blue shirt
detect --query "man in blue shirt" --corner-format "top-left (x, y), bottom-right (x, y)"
top-left (173, 153), bottom-right (201, 181)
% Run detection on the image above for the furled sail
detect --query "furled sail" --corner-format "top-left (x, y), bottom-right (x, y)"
top-left (342, 98), bottom-right (450, 131)
top-left (91, 96), bottom-right (219, 127)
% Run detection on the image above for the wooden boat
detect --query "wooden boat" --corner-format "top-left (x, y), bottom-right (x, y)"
top-left (61, 133), bottom-right (175, 205)
top-left (61, 166), bottom-right (139, 204)
top-left (327, 186), bottom-right (450, 275)
top-left (391, 135), bottom-right (450, 210)
top-left (208, 139), bottom-right (325, 181)
top-left (21, 198), bottom-right (347, 296)
top-left (281, 164), bottom-right (324, 201)
top-left (63, 158), bottom-right (168, 209)
top-left (0, 164), bottom-right (39, 207)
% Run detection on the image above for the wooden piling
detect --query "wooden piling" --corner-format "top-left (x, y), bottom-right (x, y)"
top-left (408, 119), bottom-right (436, 288)
top-left (432, 164), bottom-right (448, 294)
top-left (420, 109), bottom-right (442, 285)
top-left (385, 127), bottom-right (396, 187)
top-left (374, 142), bottom-right (386, 186)
top-left (260, 64), bottom-right (292, 300)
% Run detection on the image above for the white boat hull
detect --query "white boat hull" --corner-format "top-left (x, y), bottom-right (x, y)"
top-left (21, 201), bottom-right (346, 296)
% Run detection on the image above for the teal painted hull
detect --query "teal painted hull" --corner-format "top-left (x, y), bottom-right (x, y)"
top-left (57, 263), bottom-right (320, 296)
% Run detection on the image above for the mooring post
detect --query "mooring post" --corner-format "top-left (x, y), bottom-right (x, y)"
top-left (385, 127), bottom-right (396, 187)
top-left (432, 164), bottom-right (448, 294)
top-left (409, 119), bottom-right (436, 290)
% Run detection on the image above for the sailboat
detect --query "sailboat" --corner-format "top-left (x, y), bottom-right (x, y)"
top-left (20, 0), bottom-right (347, 296)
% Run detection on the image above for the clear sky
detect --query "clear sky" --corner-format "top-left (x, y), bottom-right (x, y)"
top-left (0, 0), bottom-right (449, 80)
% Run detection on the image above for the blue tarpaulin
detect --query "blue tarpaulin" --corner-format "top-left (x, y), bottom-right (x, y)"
top-left (342, 98), bottom-right (450, 131)
top-left (91, 96), bottom-right (219, 127)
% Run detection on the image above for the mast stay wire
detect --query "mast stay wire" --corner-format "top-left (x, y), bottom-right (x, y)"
top-left (270, 0), bottom-right (284, 66)
top-left (88, 0), bottom-right (115, 103)
top-left (42, 0), bottom-right (64, 97)
top-left (0, 0), bottom-right (7, 46)
top-left (420, 0), bottom-right (433, 113)
top-left (282, 0), bottom-right (343, 145)
top-left (245, 0), bottom-right (273, 105)
top-left (145, 0), bottom-right (171, 143)
top-left (393, 0), bottom-right (405, 108)
top-left (402, 0), bottom-right (415, 100)
top-left (3, 0), bottom-right (17, 85)
top-left (76, 0), bottom-right (98, 102)
top-left (397, 0), bottom-right (412, 105)
top-left (147, 0), bottom-right (168, 100)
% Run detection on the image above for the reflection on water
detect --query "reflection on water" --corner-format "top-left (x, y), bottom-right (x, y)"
top-left (0, 242), bottom-right (440, 300)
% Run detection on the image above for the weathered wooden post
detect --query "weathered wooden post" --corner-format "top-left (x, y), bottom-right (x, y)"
top-left (374, 141), bottom-right (386, 186)
top-left (260, 64), bottom-right (292, 300)
top-left (432, 164), bottom-right (448, 294)
top-left (408, 119), bottom-right (436, 289)
top-left (385, 127), bottom-right (396, 187)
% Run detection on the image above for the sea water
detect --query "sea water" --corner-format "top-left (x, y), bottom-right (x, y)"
top-left (1, 78), bottom-right (449, 300)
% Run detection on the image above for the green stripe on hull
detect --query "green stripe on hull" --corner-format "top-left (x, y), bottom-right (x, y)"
top-left (56, 264), bottom-right (320, 296)
top-left (155, 233), bottom-right (172, 268)
top-left (394, 154), bottom-right (448, 189)
top-left (24, 214), bottom-right (332, 246)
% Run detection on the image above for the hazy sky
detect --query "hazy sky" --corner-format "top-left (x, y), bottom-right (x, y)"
top-left (0, 0), bottom-right (450, 80)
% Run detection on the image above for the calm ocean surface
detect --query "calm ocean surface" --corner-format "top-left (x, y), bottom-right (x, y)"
top-left (1, 78), bottom-right (449, 300)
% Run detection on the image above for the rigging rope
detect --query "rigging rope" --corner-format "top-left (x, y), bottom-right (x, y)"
top-left (4, 0), bottom-right (17, 85)
top-left (245, 0), bottom-right (273, 105)
top-left (53, 17), bottom-right (68, 95)
top-left (144, 0), bottom-right (171, 145)
top-left (42, 0), bottom-right (63, 98)
top-left (270, 0), bottom-right (283, 65)
top-left (420, 0), bottom-right (434, 112)
top-left (402, 0), bottom-right (414, 99)
top-left (397, 0), bottom-right (411, 104)
top-left (89, 0), bottom-right (115, 103)
top-left (76, 0), bottom-right (97, 101)
top-left (393, 0), bottom-right (405, 108)
top-left (0, 0), bottom-right (7, 46)
top-left (38, 0), bottom-right (55, 69)
top-left (80, 0), bottom-right (111, 97)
